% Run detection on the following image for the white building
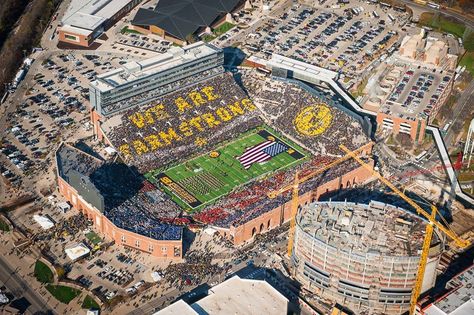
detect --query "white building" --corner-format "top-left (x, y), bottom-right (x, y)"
top-left (89, 42), bottom-right (224, 116)
top-left (154, 275), bottom-right (288, 315)
top-left (58, 0), bottom-right (141, 47)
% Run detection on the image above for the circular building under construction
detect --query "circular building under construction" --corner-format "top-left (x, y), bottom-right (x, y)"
top-left (292, 200), bottom-right (444, 315)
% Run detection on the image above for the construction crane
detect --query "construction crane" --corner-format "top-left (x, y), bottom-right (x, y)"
top-left (268, 142), bottom-right (373, 257)
top-left (339, 144), bottom-right (470, 315)
top-left (410, 205), bottom-right (436, 315)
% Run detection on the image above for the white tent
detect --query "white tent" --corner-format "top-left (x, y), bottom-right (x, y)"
top-left (33, 215), bottom-right (55, 230)
top-left (104, 146), bottom-right (116, 155)
top-left (65, 243), bottom-right (90, 261)
top-left (151, 272), bottom-right (162, 282)
top-left (58, 201), bottom-right (71, 213)
top-left (204, 227), bottom-right (217, 235)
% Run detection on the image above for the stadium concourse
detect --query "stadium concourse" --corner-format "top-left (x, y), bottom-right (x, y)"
top-left (55, 67), bottom-right (375, 258)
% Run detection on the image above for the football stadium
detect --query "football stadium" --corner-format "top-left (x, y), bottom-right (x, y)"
top-left (56, 43), bottom-right (375, 258)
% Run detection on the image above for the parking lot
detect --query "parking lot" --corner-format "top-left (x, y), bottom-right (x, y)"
top-left (239, 1), bottom-right (409, 77)
top-left (112, 33), bottom-right (172, 55)
top-left (0, 52), bottom-right (134, 202)
top-left (380, 65), bottom-right (452, 118)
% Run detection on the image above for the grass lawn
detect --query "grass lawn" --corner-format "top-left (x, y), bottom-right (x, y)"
top-left (46, 285), bottom-right (81, 304)
top-left (85, 231), bottom-right (102, 245)
top-left (418, 12), bottom-right (466, 38)
top-left (82, 295), bottom-right (100, 310)
top-left (34, 260), bottom-right (54, 283)
top-left (213, 22), bottom-right (235, 36)
top-left (146, 126), bottom-right (308, 211)
top-left (120, 26), bottom-right (141, 35)
top-left (0, 218), bottom-right (10, 232)
top-left (460, 52), bottom-right (474, 75)
top-left (458, 172), bottom-right (474, 182)
top-left (202, 34), bottom-right (216, 42)
top-left (351, 77), bottom-right (368, 98)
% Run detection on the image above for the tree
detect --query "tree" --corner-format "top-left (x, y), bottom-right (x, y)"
top-left (451, 120), bottom-right (463, 135)
top-left (185, 33), bottom-right (197, 44)
top-left (396, 133), bottom-right (413, 149)
top-left (459, 0), bottom-right (474, 12)
top-left (438, 103), bottom-right (454, 120)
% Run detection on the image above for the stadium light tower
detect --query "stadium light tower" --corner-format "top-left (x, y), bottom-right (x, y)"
top-left (462, 118), bottom-right (474, 168)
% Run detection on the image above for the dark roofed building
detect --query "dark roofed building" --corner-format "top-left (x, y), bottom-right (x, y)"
top-left (131, 0), bottom-right (242, 44)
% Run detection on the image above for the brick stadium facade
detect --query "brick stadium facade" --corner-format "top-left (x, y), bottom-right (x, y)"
top-left (57, 160), bottom-right (373, 252)
top-left (56, 175), bottom-right (183, 260)
top-left (217, 162), bottom-right (374, 245)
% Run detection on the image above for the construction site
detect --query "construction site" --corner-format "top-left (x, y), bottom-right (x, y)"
top-left (293, 200), bottom-right (443, 314)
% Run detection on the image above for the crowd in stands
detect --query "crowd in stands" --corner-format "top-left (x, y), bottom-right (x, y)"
top-left (193, 155), bottom-right (362, 228)
top-left (57, 143), bottom-right (103, 181)
top-left (241, 74), bottom-right (368, 156)
top-left (101, 67), bottom-right (224, 116)
top-left (106, 73), bottom-right (262, 173)
top-left (107, 204), bottom-right (182, 241)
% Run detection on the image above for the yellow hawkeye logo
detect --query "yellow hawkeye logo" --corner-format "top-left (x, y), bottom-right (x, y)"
top-left (293, 104), bottom-right (333, 137)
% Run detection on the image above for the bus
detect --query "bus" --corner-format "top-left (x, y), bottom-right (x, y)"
top-left (372, 11), bottom-right (380, 18)
top-left (413, 0), bottom-right (427, 5)
top-left (441, 121), bottom-right (452, 135)
top-left (245, 44), bottom-right (259, 52)
top-left (387, 14), bottom-right (395, 22)
top-left (394, 5), bottom-right (405, 12)
top-left (414, 151), bottom-right (428, 163)
top-left (427, 1), bottom-right (440, 9)
top-left (380, 2), bottom-right (391, 8)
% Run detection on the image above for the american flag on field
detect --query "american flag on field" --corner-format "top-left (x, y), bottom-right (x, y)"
top-left (238, 140), bottom-right (289, 169)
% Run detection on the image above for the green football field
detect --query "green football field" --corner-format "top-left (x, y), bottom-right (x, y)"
top-left (145, 126), bottom-right (308, 211)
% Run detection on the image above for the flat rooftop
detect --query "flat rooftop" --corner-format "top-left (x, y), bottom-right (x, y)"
top-left (377, 64), bottom-right (453, 120)
top-left (154, 276), bottom-right (288, 315)
top-left (91, 42), bottom-right (221, 92)
top-left (297, 200), bottom-right (431, 257)
top-left (268, 54), bottom-right (338, 81)
top-left (61, 0), bottom-right (132, 31)
top-left (61, 0), bottom-right (134, 31)
top-left (424, 265), bottom-right (474, 315)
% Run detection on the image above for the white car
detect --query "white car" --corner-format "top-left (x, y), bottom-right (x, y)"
top-left (0, 292), bottom-right (9, 304)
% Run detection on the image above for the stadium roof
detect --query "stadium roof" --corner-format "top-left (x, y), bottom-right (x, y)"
top-left (91, 42), bottom-right (221, 92)
top-left (132, 0), bottom-right (241, 40)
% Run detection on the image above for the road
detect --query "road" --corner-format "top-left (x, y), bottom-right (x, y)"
top-left (444, 80), bottom-right (474, 149)
top-left (0, 255), bottom-right (56, 314)
top-left (400, 0), bottom-right (474, 28)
